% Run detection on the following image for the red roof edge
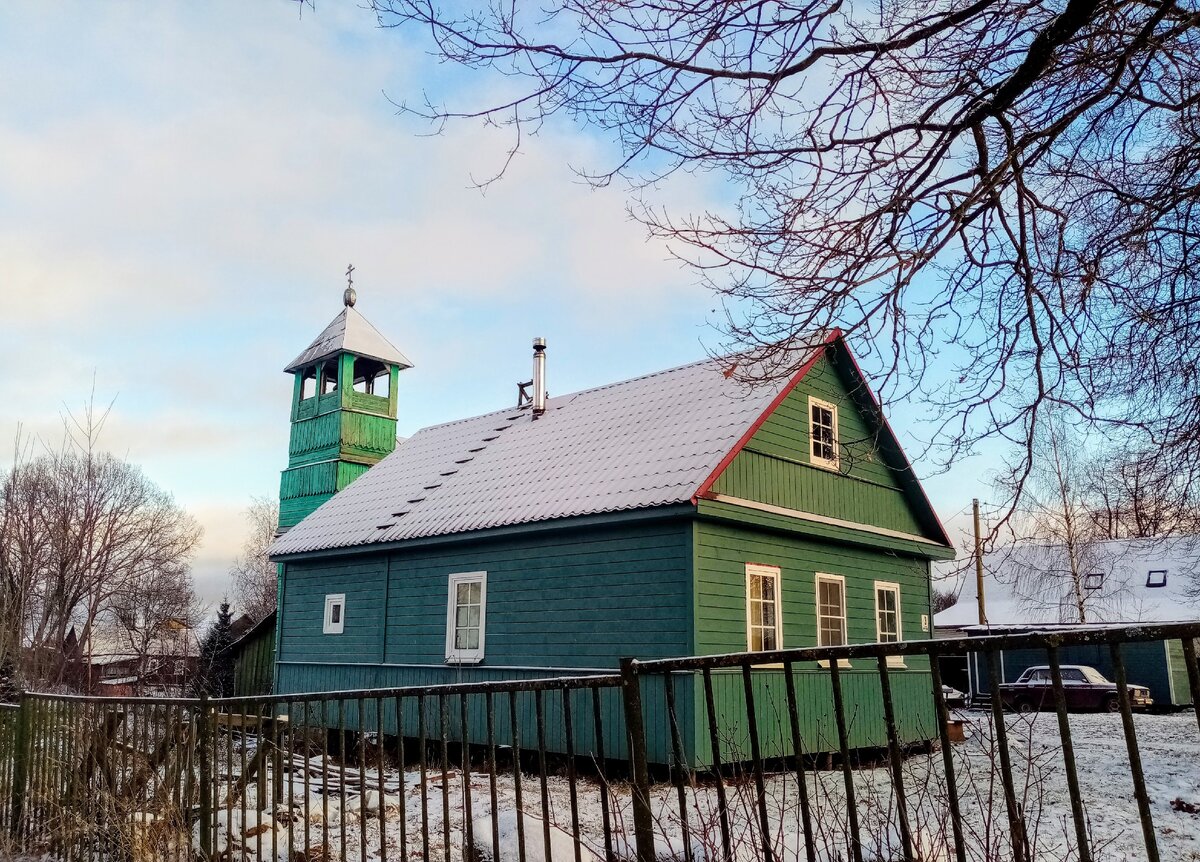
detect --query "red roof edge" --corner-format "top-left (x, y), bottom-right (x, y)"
top-left (691, 330), bottom-right (840, 505)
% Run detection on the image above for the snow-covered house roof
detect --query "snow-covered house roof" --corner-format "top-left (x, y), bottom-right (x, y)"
top-left (284, 305), bottom-right (414, 373)
top-left (269, 351), bottom-right (812, 556)
top-left (935, 536), bottom-right (1200, 629)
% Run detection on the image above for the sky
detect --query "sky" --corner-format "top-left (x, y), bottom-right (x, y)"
top-left (0, 2), bottom-right (1000, 612)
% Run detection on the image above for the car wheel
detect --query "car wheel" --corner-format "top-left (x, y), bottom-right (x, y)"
top-left (1016, 699), bottom-right (1035, 714)
top-left (1104, 695), bottom-right (1120, 713)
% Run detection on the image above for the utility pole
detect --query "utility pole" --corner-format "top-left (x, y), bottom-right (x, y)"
top-left (973, 498), bottom-right (988, 625)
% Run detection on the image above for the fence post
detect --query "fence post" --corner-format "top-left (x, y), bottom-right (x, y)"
top-left (197, 693), bottom-right (211, 859)
top-left (619, 658), bottom-right (656, 862)
top-left (8, 692), bottom-right (30, 840)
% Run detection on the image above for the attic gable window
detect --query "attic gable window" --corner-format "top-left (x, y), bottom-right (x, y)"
top-left (745, 564), bottom-right (782, 652)
top-left (1147, 569), bottom-right (1168, 588)
top-left (446, 572), bottom-right (487, 664)
top-left (809, 397), bottom-right (840, 470)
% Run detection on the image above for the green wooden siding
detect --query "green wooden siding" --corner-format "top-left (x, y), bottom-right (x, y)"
top-left (711, 351), bottom-right (948, 546)
top-left (278, 517), bottom-right (694, 673)
top-left (692, 519), bottom-right (932, 660)
top-left (714, 449), bottom-right (923, 536)
top-left (690, 517), bottom-right (937, 759)
top-left (232, 623), bottom-right (275, 697)
top-left (743, 355), bottom-right (901, 489)
top-left (279, 556), bottom-right (388, 664)
top-left (683, 668), bottom-right (936, 765)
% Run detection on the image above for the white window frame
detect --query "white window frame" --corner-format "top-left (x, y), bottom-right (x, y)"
top-left (874, 581), bottom-right (905, 667)
top-left (445, 571), bottom-right (487, 664)
top-left (815, 573), bottom-right (850, 667)
top-left (808, 396), bottom-right (840, 470)
top-left (745, 564), bottom-right (783, 653)
top-left (323, 593), bottom-right (345, 635)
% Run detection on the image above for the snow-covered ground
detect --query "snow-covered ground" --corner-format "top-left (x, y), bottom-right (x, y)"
top-left (173, 711), bottom-right (1200, 860)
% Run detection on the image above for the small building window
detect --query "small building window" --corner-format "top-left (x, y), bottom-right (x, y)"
top-left (300, 367), bottom-right (317, 400)
top-left (446, 572), bottom-right (487, 664)
top-left (809, 397), bottom-right (840, 470)
top-left (816, 574), bottom-right (847, 647)
top-left (352, 357), bottom-right (390, 397)
top-left (1084, 572), bottom-right (1104, 591)
top-left (320, 360), bottom-right (339, 396)
top-left (1147, 569), bottom-right (1168, 588)
top-left (323, 593), bottom-right (345, 635)
top-left (745, 564), bottom-right (782, 652)
top-left (875, 581), bottom-right (904, 667)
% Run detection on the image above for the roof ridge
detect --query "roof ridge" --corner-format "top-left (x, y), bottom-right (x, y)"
top-left (412, 353), bottom-right (731, 436)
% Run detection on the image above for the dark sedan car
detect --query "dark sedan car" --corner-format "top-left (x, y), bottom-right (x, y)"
top-left (998, 665), bottom-right (1153, 713)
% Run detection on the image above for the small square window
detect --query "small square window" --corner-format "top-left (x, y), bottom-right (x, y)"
top-left (1147, 570), bottom-right (1167, 588)
top-left (323, 593), bottom-right (345, 635)
top-left (1084, 573), bottom-right (1104, 591)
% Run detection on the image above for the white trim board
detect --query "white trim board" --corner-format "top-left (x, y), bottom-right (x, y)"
top-left (710, 494), bottom-right (945, 547)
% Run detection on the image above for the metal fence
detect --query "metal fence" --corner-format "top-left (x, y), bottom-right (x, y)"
top-left (2, 622), bottom-right (1198, 862)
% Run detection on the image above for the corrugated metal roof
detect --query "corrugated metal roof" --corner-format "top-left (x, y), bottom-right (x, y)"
top-left (934, 536), bottom-right (1200, 628)
top-left (284, 306), bottom-right (414, 373)
top-left (270, 347), bottom-right (822, 557)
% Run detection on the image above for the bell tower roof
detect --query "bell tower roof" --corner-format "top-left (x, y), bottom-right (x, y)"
top-left (284, 299), bottom-right (414, 373)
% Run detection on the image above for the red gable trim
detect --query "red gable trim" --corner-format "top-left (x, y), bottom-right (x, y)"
top-left (691, 330), bottom-right (840, 505)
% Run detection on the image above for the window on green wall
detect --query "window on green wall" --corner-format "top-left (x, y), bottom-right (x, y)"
top-left (323, 594), bottom-right (345, 635)
top-left (446, 571), bottom-right (487, 664)
top-left (874, 581), bottom-right (905, 667)
top-left (816, 574), bottom-right (846, 646)
top-left (745, 563), bottom-right (782, 652)
top-left (809, 397), bottom-right (840, 470)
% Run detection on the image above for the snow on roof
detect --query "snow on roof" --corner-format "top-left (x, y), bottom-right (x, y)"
top-left (285, 305), bottom-right (414, 373)
top-left (934, 536), bottom-right (1200, 629)
top-left (271, 342), bottom-right (831, 557)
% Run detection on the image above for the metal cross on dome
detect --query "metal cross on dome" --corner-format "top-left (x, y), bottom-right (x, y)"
top-left (344, 263), bottom-right (356, 307)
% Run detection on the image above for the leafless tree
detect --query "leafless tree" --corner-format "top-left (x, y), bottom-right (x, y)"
top-left (0, 399), bottom-right (202, 688)
top-left (1086, 450), bottom-right (1200, 539)
top-left (367, 0), bottom-right (1200, 504)
top-left (999, 419), bottom-right (1098, 622)
top-left (229, 496), bottom-right (279, 621)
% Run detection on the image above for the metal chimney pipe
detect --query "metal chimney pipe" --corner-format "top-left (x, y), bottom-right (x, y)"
top-left (532, 337), bottom-right (547, 417)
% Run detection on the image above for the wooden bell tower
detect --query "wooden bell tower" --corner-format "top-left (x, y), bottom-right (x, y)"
top-left (278, 276), bottom-right (412, 530)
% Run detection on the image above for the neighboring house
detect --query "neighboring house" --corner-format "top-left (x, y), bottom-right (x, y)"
top-left (82, 618), bottom-right (200, 697)
top-left (934, 537), bottom-right (1200, 706)
top-left (268, 297), bottom-right (955, 762)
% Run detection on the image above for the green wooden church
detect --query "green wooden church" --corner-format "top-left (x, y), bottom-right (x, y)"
top-left (268, 293), bottom-right (954, 761)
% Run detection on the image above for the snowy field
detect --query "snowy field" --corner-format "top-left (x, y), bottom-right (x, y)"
top-left (169, 710), bottom-right (1200, 862)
